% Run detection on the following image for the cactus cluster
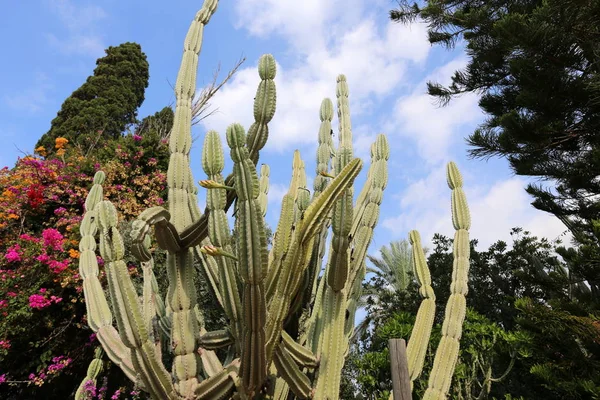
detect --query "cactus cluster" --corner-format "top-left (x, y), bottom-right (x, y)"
top-left (78, 0), bottom-right (471, 399)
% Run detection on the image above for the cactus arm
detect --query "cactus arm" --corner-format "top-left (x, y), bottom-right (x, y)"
top-left (295, 158), bottom-right (362, 244)
top-left (258, 164), bottom-right (270, 217)
top-left (96, 200), bottom-right (175, 399)
top-left (75, 347), bottom-right (104, 400)
top-left (79, 172), bottom-right (138, 383)
top-left (342, 137), bottom-right (389, 348)
top-left (189, 53), bottom-right (278, 250)
top-left (325, 74), bottom-right (355, 293)
top-left (346, 135), bottom-right (389, 288)
top-left (202, 130), bottom-right (243, 352)
top-left (192, 360), bottom-right (241, 399)
top-left (246, 54), bottom-right (277, 164)
top-left (304, 98), bottom-right (335, 308)
top-left (96, 327), bottom-right (137, 382)
top-left (303, 266), bottom-right (327, 354)
top-left (406, 230), bottom-right (436, 383)
top-left (226, 123), bottom-right (269, 394)
top-left (301, 99), bottom-right (336, 351)
top-left (280, 331), bottom-right (319, 369)
top-left (142, 258), bottom-right (157, 334)
top-left (179, 54), bottom-right (277, 251)
top-left (423, 162), bottom-right (471, 400)
top-left (312, 290), bottom-right (347, 398)
top-left (311, 74), bottom-right (360, 400)
top-left (130, 208), bottom-right (182, 260)
top-left (266, 151), bottom-right (305, 298)
top-left (198, 329), bottom-right (235, 350)
top-left (273, 378), bottom-right (291, 400)
top-left (164, 1), bottom-right (221, 395)
top-left (265, 158), bottom-right (363, 375)
top-left (273, 346), bottom-right (313, 399)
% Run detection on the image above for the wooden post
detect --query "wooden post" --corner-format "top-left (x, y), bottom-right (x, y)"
top-left (389, 338), bottom-right (412, 400)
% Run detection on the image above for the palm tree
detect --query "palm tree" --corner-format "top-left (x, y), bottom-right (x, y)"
top-left (352, 239), bottom-right (414, 341)
top-left (367, 239), bottom-right (413, 292)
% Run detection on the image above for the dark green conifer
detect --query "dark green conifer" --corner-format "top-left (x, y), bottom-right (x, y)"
top-left (36, 42), bottom-right (149, 155)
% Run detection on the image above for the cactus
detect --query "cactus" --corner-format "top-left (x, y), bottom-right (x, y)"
top-left (78, 0), bottom-right (472, 398)
top-left (75, 348), bottom-right (104, 400)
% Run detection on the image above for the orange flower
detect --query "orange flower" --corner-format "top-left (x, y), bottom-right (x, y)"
top-left (55, 137), bottom-right (69, 149)
top-left (7, 213), bottom-right (19, 220)
top-left (69, 248), bottom-right (79, 259)
top-left (35, 146), bottom-right (47, 157)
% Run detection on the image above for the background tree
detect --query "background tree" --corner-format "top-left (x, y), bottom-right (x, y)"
top-left (342, 229), bottom-right (600, 399)
top-left (350, 240), bottom-right (416, 344)
top-left (35, 42), bottom-right (150, 156)
top-left (390, 0), bottom-right (600, 298)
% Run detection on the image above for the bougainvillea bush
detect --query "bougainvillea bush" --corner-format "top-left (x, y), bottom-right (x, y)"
top-left (0, 136), bottom-right (168, 399)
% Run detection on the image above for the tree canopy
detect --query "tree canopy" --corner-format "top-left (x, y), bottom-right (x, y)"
top-left (35, 42), bottom-right (150, 156)
top-left (391, 0), bottom-right (600, 255)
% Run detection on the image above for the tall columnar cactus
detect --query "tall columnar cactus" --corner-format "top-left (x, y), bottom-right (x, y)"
top-left (78, 0), bottom-right (472, 398)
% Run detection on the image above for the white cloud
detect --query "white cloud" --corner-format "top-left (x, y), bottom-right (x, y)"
top-left (46, 0), bottom-right (107, 58)
top-left (386, 57), bottom-right (482, 164)
top-left (198, 0), bottom-right (567, 254)
top-left (267, 183), bottom-right (289, 206)
top-left (46, 33), bottom-right (106, 57)
top-left (49, 0), bottom-right (107, 31)
top-left (383, 165), bottom-right (569, 250)
top-left (201, 0), bottom-right (430, 152)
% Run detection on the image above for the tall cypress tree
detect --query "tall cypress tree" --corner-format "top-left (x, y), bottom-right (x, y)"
top-left (391, 0), bottom-right (600, 295)
top-left (36, 42), bottom-right (150, 155)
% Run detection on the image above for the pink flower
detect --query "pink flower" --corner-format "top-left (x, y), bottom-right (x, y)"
top-left (6, 292), bottom-right (17, 298)
top-left (48, 259), bottom-right (69, 274)
top-left (133, 134), bottom-right (142, 142)
top-left (19, 234), bottom-right (37, 242)
top-left (83, 379), bottom-right (97, 397)
top-left (42, 228), bottom-right (64, 251)
top-left (0, 374), bottom-right (7, 384)
top-left (29, 294), bottom-right (51, 309)
top-left (111, 388), bottom-right (123, 400)
top-left (36, 253), bottom-right (50, 263)
top-left (4, 244), bottom-right (21, 263)
top-left (47, 356), bottom-right (71, 374)
top-left (0, 340), bottom-right (10, 350)
top-left (53, 207), bottom-right (67, 216)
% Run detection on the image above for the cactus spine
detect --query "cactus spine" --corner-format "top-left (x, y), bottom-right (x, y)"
top-left (79, 0), bottom-right (472, 398)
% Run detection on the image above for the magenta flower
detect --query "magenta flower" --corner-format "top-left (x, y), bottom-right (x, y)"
top-left (0, 374), bottom-right (7, 384)
top-left (29, 294), bottom-right (51, 309)
top-left (42, 228), bottom-right (64, 251)
top-left (83, 379), bottom-right (97, 397)
top-left (48, 259), bottom-right (69, 273)
top-left (53, 207), bottom-right (67, 216)
top-left (36, 253), bottom-right (50, 263)
top-left (133, 134), bottom-right (142, 142)
top-left (19, 233), bottom-right (37, 242)
top-left (4, 244), bottom-right (21, 263)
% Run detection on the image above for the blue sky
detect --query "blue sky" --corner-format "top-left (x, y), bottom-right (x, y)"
top-left (0, 0), bottom-right (568, 252)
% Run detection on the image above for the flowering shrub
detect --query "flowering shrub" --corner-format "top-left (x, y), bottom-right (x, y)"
top-left (0, 136), bottom-right (166, 398)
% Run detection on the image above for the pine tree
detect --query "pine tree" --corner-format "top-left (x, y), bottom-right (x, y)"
top-left (390, 0), bottom-right (600, 298)
top-left (36, 42), bottom-right (149, 155)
